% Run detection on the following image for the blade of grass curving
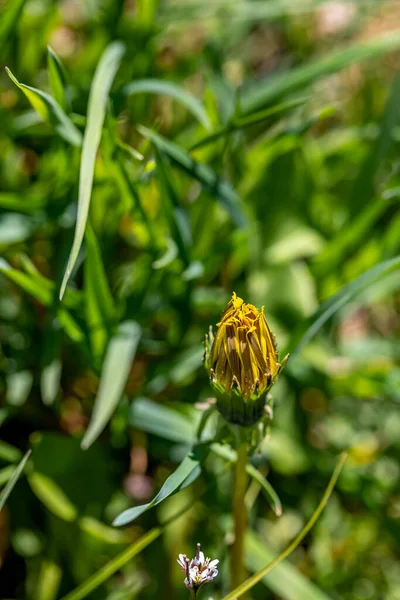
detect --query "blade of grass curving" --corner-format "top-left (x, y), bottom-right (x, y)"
top-left (221, 453), bottom-right (348, 600)
top-left (137, 125), bottom-right (247, 227)
top-left (190, 96), bottom-right (308, 151)
top-left (123, 79), bottom-right (211, 129)
top-left (290, 256), bottom-right (400, 357)
top-left (47, 46), bottom-right (71, 112)
top-left (112, 445), bottom-right (206, 526)
top-left (0, 449), bottom-right (31, 511)
top-left (210, 443), bottom-right (282, 517)
top-left (240, 32), bottom-right (400, 116)
top-left (59, 41), bottom-right (125, 300)
top-left (245, 532), bottom-right (332, 600)
top-left (84, 224), bottom-right (117, 361)
top-left (81, 321), bottom-right (141, 450)
top-left (5, 67), bottom-right (82, 146)
top-left (0, 0), bottom-right (27, 53)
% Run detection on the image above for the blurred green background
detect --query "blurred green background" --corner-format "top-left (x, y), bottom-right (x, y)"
top-left (1, 0), bottom-right (400, 598)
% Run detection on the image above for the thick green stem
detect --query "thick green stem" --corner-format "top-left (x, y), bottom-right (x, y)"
top-left (230, 441), bottom-right (248, 590)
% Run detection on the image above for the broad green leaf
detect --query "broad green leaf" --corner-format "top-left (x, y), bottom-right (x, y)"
top-left (28, 472), bottom-right (78, 521)
top-left (240, 32), bottom-right (400, 116)
top-left (0, 0), bottom-right (27, 53)
top-left (290, 256), bottom-right (400, 357)
top-left (47, 46), bottom-right (71, 112)
top-left (112, 446), bottom-right (205, 526)
top-left (6, 67), bottom-right (82, 146)
top-left (129, 396), bottom-right (197, 444)
top-left (222, 454), bottom-right (347, 600)
top-left (81, 321), bottom-right (141, 450)
top-left (59, 41), bottom-right (125, 300)
top-left (137, 125), bottom-right (247, 227)
top-left (123, 79), bottom-right (211, 129)
top-left (84, 224), bottom-right (117, 360)
top-left (0, 449), bottom-right (31, 511)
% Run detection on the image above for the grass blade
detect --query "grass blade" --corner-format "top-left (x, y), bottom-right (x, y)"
top-left (221, 453), bottom-right (348, 600)
top-left (0, 0), bottom-right (27, 53)
top-left (0, 449), bottom-right (31, 511)
top-left (290, 256), bottom-right (400, 357)
top-left (123, 79), bottom-right (211, 129)
top-left (240, 33), bottom-right (400, 116)
top-left (59, 41), bottom-right (125, 300)
top-left (138, 125), bottom-right (247, 227)
top-left (81, 321), bottom-right (141, 450)
top-left (5, 67), bottom-right (82, 146)
top-left (84, 224), bottom-right (117, 361)
top-left (47, 46), bottom-right (71, 112)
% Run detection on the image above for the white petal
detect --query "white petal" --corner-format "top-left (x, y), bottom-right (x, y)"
top-left (208, 559), bottom-right (219, 568)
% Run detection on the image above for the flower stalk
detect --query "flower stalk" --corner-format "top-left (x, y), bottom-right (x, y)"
top-left (230, 439), bottom-right (248, 590)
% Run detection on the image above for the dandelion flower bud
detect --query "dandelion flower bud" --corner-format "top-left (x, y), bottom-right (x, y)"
top-left (204, 292), bottom-right (288, 425)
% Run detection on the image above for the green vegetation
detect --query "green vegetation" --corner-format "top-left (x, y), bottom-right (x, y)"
top-left (1, 1), bottom-right (400, 599)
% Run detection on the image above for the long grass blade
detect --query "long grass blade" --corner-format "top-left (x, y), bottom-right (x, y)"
top-left (0, 449), bottom-right (31, 511)
top-left (59, 41), bottom-right (125, 299)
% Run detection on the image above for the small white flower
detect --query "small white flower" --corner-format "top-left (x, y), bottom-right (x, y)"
top-left (177, 543), bottom-right (219, 592)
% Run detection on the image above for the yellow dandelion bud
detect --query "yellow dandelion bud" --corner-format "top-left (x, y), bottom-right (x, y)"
top-left (204, 292), bottom-right (288, 425)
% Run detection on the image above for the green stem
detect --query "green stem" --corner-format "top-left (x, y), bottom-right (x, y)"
top-left (230, 440), bottom-right (248, 590)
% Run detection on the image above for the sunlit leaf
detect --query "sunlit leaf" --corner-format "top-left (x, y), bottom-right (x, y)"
top-left (123, 79), bottom-right (211, 129)
top-left (81, 321), bottom-right (141, 450)
top-left (59, 41), bottom-right (125, 299)
top-left (28, 472), bottom-right (78, 522)
top-left (6, 67), bottom-right (82, 146)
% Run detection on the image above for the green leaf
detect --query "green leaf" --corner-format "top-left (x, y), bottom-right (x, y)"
top-left (40, 359), bottom-right (62, 406)
top-left (59, 41), bottom-right (125, 300)
top-left (0, 441), bottom-right (23, 463)
top-left (290, 256), bottom-right (400, 357)
top-left (129, 397), bottom-right (197, 444)
top-left (123, 79), bottom-right (211, 129)
top-left (5, 67), bottom-right (82, 146)
top-left (84, 224), bottom-right (117, 361)
top-left (0, 450), bottom-right (31, 511)
top-left (137, 125), bottom-right (247, 228)
top-left (0, 0), bottom-right (27, 53)
top-left (47, 46), bottom-right (71, 112)
top-left (81, 321), bottom-right (141, 450)
top-left (28, 472), bottom-right (78, 522)
top-left (240, 32), bottom-right (400, 116)
top-left (112, 446), bottom-right (205, 526)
